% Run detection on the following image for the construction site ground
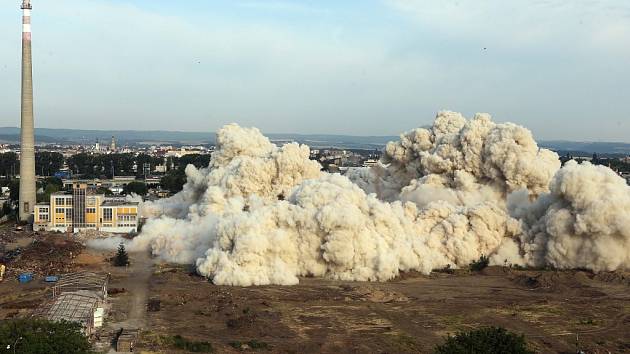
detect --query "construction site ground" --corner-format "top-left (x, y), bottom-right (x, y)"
top-left (141, 267), bottom-right (630, 354)
top-left (2, 228), bottom-right (629, 353)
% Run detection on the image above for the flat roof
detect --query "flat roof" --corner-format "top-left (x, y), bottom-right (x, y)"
top-left (55, 272), bottom-right (109, 289)
top-left (35, 290), bottom-right (100, 325)
top-left (101, 202), bottom-right (139, 207)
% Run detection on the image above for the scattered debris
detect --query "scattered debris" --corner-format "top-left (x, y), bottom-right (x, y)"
top-left (3, 234), bottom-right (84, 277)
top-left (18, 272), bottom-right (33, 283)
top-left (148, 298), bottom-right (161, 312)
top-left (116, 328), bottom-right (139, 352)
top-left (350, 286), bottom-right (409, 303)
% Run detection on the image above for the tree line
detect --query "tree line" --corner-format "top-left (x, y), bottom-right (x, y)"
top-left (160, 154), bottom-right (211, 193)
top-left (0, 152), bottom-right (213, 206)
top-left (0, 152), bottom-right (64, 177)
top-left (66, 153), bottom-right (164, 179)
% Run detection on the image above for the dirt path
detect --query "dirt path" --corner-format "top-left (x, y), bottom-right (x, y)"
top-left (117, 252), bottom-right (153, 328)
top-left (95, 250), bottom-right (153, 353)
top-left (123, 251), bottom-right (153, 328)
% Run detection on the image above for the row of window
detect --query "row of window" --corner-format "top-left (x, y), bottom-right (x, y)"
top-left (117, 215), bottom-right (137, 222)
top-left (54, 197), bottom-right (72, 206)
top-left (51, 223), bottom-right (136, 229)
top-left (50, 207), bottom-right (135, 214)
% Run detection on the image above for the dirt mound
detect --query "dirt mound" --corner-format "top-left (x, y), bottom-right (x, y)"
top-left (75, 252), bottom-right (105, 265)
top-left (593, 271), bottom-right (630, 286)
top-left (512, 274), bottom-right (547, 289)
top-left (510, 271), bottom-right (607, 297)
top-left (6, 234), bottom-right (84, 276)
top-left (510, 272), bottom-right (573, 290)
top-left (350, 286), bottom-right (409, 303)
top-left (480, 266), bottom-right (512, 276)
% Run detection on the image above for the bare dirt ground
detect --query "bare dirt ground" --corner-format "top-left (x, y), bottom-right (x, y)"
top-left (92, 251), bottom-right (153, 353)
top-left (2, 230), bottom-right (629, 354)
top-left (140, 267), bottom-right (630, 354)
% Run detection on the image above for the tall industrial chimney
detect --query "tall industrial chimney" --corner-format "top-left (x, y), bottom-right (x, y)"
top-left (19, 0), bottom-right (36, 222)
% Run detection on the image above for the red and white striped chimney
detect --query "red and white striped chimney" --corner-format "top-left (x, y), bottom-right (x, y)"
top-left (22, 1), bottom-right (32, 38)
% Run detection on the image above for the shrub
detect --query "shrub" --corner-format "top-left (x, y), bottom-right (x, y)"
top-left (469, 255), bottom-right (490, 272)
top-left (0, 319), bottom-right (94, 354)
top-left (172, 335), bottom-right (213, 353)
top-left (229, 339), bottom-right (269, 351)
top-left (433, 327), bottom-right (533, 354)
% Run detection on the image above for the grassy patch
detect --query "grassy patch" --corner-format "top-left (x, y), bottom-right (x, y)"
top-left (578, 318), bottom-right (597, 326)
top-left (382, 333), bottom-right (423, 353)
top-left (162, 335), bottom-right (213, 353)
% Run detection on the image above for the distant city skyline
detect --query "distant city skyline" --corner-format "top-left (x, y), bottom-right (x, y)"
top-left (0, 0), bottom-right (629, 142)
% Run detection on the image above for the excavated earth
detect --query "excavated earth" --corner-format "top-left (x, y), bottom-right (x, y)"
top-left (2, 235), bottom-right (629, 354)
top-left (139, 266), bottom-right (630, 354)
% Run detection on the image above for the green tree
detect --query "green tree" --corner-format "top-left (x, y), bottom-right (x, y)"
top-left (96, 186), bottom-right (114, 196)
top-left (35, 151), bottom-right (64, 176)
top-left (0, 319), bottom-right (94, 354)
top-left (114, 243), bottom-right (129, 267)
top-left (178, 154), bottom-right (211, 170)
top-left (433, 327), bottom-right (534, 354)
top-left (37, 177), bottom-right (64, 202)
top-left (0, 152), bottom-right (18, 177)
top-left (8, 179), bottom-right (19, 202)
top-left (123, 181), bottom-right (148, 196)
top-left (158, 154), bottom-right (211, 193)
top-left (1, 201), bottom-right (12, 217)
top-left (160, 170), bottom-right (186, 193)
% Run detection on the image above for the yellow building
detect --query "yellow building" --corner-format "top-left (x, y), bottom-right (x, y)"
top-left (34, 183), bottom-right (139, 233)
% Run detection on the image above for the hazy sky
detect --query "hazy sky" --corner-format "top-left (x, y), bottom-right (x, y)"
top-left (0, 0), bottom-right (629, 141)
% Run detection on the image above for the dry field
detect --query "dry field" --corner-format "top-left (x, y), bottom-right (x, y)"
top-left (2, 232), bottom-right (629, 354)
top-left (140, 266), bottom-right (630, 354)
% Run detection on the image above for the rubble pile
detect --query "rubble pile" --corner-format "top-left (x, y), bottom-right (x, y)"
top-left (74, 229), bottom-right (124, 243)
top-left (0, 228), bottom-right (21, 243)
top-left (5, 234), bottom-right (84, 276)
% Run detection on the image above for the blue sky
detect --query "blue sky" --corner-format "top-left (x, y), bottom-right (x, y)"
top-left (0, 0), bottom-right (629, 141)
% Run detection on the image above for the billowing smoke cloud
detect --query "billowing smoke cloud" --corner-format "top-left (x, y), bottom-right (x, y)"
top-left (193, 174), bottom-right (520, 285)
top-left (494, 161), bottom-right (630, 271)
top-left (347, 111), bottom-right (560, 202)
top-left (128, 111), bottom-right (629, 286)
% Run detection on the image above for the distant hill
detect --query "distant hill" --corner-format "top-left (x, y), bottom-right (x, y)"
top-left (0, 127), bottom-right (214, 145)
top-left (0, 133), bottom-right (71, 144)
top-left (539, 141), bottom-right (630, 156)
top-left (0, 127), bottom-right (396, 149)
top-left (0, 127), bottom-right (628, 154)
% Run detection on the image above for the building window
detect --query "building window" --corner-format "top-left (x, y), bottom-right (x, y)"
top-left (55, 198), bottom-right (64, 206)
top-left (65, 208), bottom-right (72, 220)
top-left (103, 208), bottom-right (112, 221)
top-left (86, 208), bottom-right (96, 214)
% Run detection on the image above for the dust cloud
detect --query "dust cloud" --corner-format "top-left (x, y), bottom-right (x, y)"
top-left (125, 112), bottom-right (629, 285)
